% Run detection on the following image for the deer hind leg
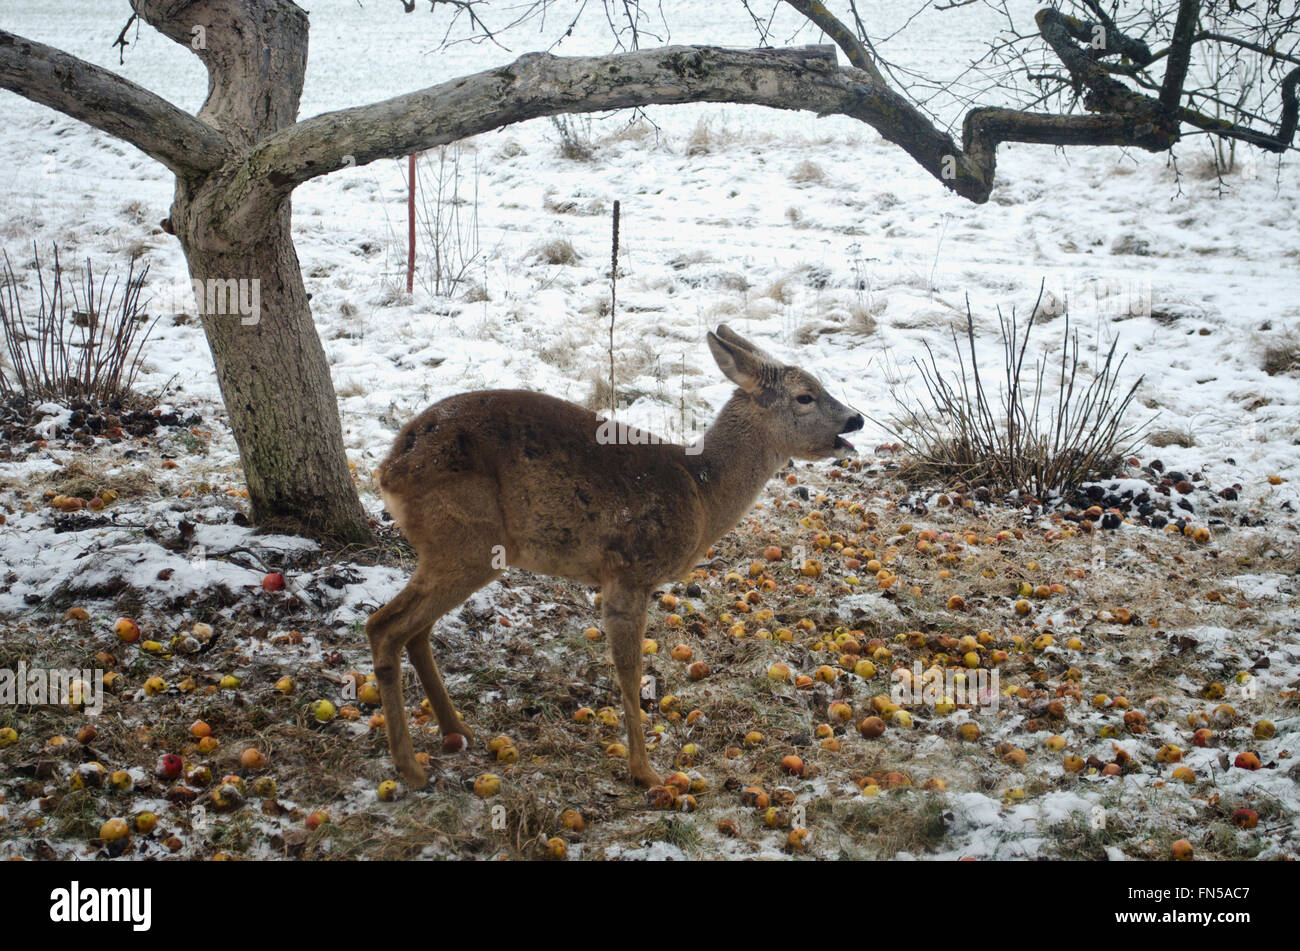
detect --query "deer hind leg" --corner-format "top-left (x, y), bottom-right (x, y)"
top-left (601, 580), bottom-right (663, 788)
top-left (407, 629), bottom-right (474, 744)
top-left (366, 561), bottom-right (500, 788)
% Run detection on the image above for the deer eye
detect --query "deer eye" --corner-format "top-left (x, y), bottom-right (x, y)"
top-left (795, 394), bottom-right (815, 405)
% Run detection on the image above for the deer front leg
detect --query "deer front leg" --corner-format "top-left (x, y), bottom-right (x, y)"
top-left (602, 581), bottom-right (663, 788)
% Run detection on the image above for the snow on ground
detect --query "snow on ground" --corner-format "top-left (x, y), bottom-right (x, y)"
top-left (2, 2), bottom-right (1297, 505)
top-left (0, 2), bottom-right (1297, 861)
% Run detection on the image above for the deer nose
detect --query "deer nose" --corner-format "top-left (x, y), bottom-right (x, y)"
top-left (841, 414), bottom-right (864, 433)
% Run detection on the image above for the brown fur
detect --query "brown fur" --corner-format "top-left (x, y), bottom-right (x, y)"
top-left (366, 324), bottom-right (862, 788)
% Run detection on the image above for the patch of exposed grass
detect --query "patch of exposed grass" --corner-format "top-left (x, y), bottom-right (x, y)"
top-left (534, 238), bottom-right (579, 266)
top-left (1261, 332), bottom-right (1299, 376)
top-left (789, 160), bottom-right (825, 184)
top-left (549, 115), bottom-right (594, 162)
top-left (1147, 428), bottom-right (1196, 448)
top-left (833, 792), bottom-right (950, 858)
top-left (627, 815), bottom-right (704, 854)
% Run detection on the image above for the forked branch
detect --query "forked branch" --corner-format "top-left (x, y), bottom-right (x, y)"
top-left (0, 28), bottom-right (229, 176)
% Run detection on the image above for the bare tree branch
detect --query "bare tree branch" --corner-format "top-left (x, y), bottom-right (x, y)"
top-left (7, 0), bottom-right (1292, 247)
top-left (237, 43), bottom-right (1030, 221)
top-left (1177, 73), bottom-right (1299, 150)
top-left (1080, 0), bottom-right (1155, 67)
top-left (780, 0), bottom-right (884, 83)
top-left (1161, 0), bottom-right (1201, 109)
top-left (229, 20), bottom-right (1246, 234)
top-left (130, 0), bottom-right (310, 142)
top-left (0, 28), bottom-right (229, 176)
top-left (1034, 6), bottom-right (1294, 154)
top-left (112, 12), bottom-right (140, 65)
top-left (241, 46), bottom-right (871, 196)
top-left (1195, 30), bottom-right (1300, 68)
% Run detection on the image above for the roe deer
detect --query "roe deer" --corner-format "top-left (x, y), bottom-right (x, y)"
top-left (366, 324), bottom-right (863, 788)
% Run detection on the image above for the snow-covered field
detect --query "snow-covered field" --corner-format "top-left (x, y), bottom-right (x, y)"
top-left (3, 2), bottom-right (1297, 487)
top-left (0, 2), bottom-right (1297, 861)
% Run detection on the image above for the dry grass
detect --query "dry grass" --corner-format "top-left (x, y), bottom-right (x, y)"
top-left (849, 300), bottom-right (882, 336)
top-left (109, 235), bottom-right (152, 260)
top-left (833, 794), bottom-right (950, 858)
top-left (549, 115), bottom-right (594, 162)
top-left (1261, 330), bottom-right (1299, 376)
top-left (789, 160), bottom-right (826, 184)
top-left (534, 238), bottom-right (580, 267)
top-left (579, 344), bottom-right (656, 412)
top-left (763, 273), bottom-right (799, 305)
top-left (685, 117), bottom-right (726, 156)
top-left (603, 116), bottom-right (657, 146)
top-left (536, 332), bottom-right (582, 373)
top-left (24, 457), bottom-right (159, 500)
top-left (1147, 428), bottom-right (1196, 448)
top-left (462, 282), bottom-right (490, 303)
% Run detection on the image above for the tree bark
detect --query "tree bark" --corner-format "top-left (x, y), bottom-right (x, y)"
top-left (141, 0), bottom-right (369, 542)
top-left (175, 201), bottom-right (370, 542)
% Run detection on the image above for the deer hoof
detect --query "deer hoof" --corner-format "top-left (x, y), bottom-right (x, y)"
top-left (632, 765), bottom-right (665, 788)
top-left (399, 763), bottom-right (428, 789)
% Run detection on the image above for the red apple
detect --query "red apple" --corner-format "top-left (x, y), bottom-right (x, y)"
top-left (1232, 808), bottom-right (1259, 829)
top-left (156, 754), bottom-right (183, 780)
top-left (262, 572), bottom-right (286, 592)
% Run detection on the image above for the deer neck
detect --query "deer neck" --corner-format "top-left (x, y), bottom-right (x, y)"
top-left (689, 391), bottom-right (787, 546)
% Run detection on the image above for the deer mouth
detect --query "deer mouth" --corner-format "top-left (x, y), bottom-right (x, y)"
top-left (833, 413), bottom-right (864, 453)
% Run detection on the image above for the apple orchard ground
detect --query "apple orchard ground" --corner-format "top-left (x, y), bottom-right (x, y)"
top-left (0, 449), bottom-right (1297, 860)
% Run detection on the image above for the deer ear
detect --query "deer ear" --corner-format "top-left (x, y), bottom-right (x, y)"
top-left (714, 324), bottom-right (780, 365)
top-left (708, 330), bottom-right (766, 392)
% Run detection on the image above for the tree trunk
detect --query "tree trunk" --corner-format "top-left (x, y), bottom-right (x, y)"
top-left (156, 0), bottom-right (369, 543)
top-left (174, 198), bottom-right (370, 543)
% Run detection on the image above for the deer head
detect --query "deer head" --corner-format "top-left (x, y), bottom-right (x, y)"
top-left (706, 324), bottom-right (863, 460)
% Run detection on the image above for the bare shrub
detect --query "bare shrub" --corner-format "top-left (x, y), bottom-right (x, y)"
top-left (550, 115), bottom-right (594, 161)
top-left (882, 290), bottom-right (1148, 498)
top-left (414, 144), bottom-right (481, 298)
top-left (0, 245), bottom-right (156, 409)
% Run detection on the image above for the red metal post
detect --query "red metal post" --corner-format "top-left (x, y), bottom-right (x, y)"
top-left (406, 153), bottom-right (416, 293)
